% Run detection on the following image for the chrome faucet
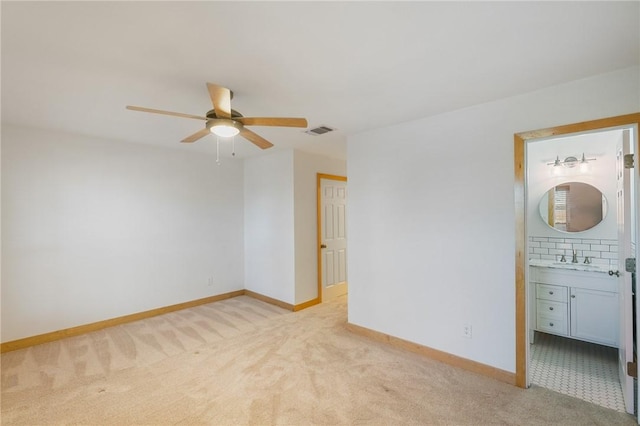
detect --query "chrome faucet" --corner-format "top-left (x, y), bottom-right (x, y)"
top-left (559, 254), bottom-right (566, 262)
top-left (572, 249), bottom-right (578, 263)
top-left (584, 256), bottom-right (591, 264)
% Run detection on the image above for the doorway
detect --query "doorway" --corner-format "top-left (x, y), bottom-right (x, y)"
top-left (514, 114), bottom-right (640, 414)
top-left (317, 174), bottom-right (348, 302)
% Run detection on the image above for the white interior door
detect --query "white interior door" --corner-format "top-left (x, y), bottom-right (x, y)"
top-left (320, 177), bottom-right (348, 301)
top-left (616, 129), bottom-right (635, 415)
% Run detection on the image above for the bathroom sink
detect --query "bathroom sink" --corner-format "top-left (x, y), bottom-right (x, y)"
top-left (529, 259), bottom-right (608, 272)
top-left (552, 262), bottom-right (600, 268)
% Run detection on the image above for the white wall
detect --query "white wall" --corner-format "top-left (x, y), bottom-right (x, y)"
top-left (2, 130), bottom-right (345, 342)
top-left (293, 150), bottom-right (346, 304)
top-left (1, 125), bottom-right (245, 342)
top-left (347, 66), bottom-right (640, 373)
top-left (244, 150), bottom-right (295, 304)
top-left (244, 149), bottom-right (346, 305)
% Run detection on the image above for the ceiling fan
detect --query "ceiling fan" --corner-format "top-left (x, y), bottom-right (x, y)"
top-left (126, 83), bottom-right (308, 149)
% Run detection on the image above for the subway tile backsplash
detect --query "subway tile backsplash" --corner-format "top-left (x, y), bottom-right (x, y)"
top-left (528, 236), bottom-right (618, 267)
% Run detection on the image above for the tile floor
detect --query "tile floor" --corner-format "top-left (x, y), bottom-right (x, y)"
top-left (530, 331), bottom-right (626, 412)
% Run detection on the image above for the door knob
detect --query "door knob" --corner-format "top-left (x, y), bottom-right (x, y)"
top-left (320, 244), bottom-right (327, 249)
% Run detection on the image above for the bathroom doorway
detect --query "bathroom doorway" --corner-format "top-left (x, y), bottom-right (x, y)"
top-left (514, 114), bottom-right (640, 415)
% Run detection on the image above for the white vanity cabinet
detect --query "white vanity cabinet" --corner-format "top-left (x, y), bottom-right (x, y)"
top-left (569, 287), bottom-right (618, 346)
top-left (536, 283), bottom-right (569, 336)
top-left (531, 265), bottom-right (618, 347)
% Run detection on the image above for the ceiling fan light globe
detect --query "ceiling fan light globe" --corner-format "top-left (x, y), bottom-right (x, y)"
top-left (207, 118), bottom-right (242, 137)
top-left (210, 125), bottom-right (240, 137)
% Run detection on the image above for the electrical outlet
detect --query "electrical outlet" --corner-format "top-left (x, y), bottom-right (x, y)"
top-left (462, 323), bottom-right (472, 339)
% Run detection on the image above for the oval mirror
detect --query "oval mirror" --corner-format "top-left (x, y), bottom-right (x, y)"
top-left (538, 182), bottom-right (607, 233)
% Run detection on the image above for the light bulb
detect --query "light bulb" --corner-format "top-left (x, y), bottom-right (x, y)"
top-left (579, 153), bottom-right (589, 173)
top-left (210, 125), bottom-right (240, 137)
top-left (550, 156), bottom-right (562, 176)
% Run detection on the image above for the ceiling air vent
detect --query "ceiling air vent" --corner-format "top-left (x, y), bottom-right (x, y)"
top-left (305, 125), bottom-right (334, 136)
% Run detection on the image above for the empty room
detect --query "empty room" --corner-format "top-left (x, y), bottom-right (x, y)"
top-left (2, 2), bottom-right (640, 424)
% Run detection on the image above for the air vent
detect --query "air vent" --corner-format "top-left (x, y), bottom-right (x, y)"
top-left (305, 126), bottom-right (334, 136)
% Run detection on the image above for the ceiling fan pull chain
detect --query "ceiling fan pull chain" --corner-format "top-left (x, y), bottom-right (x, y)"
top-left (232, 136), bottom-right (236, 157)
top-left (216, 136), bottom-right (221, 166)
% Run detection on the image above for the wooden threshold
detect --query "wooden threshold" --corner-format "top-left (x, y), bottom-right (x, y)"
top-left (346, 322), bottom-right (516, 386)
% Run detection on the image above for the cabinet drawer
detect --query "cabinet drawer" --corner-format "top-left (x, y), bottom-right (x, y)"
top-left (537, 300), bottom-right (567, 320)
top-left (537, 314), bottom-right (568, 336)
top-left (537, 284), bottom-right (567, 303)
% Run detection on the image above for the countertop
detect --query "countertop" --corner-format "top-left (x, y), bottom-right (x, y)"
top-left (529, 258), bottom-right (610, 273)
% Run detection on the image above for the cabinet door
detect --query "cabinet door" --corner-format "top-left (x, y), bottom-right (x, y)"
top-left (570, 287), bottom-right (618, 347)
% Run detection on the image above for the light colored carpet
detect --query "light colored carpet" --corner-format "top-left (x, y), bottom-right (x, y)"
top-left (1, 295), bottom-right (635, 425)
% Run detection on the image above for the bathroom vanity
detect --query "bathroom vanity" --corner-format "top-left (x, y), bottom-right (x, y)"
top-left (530, 261), bottom-right (618, 348)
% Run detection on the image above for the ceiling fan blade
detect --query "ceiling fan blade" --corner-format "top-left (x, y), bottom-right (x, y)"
top-left (181, 127), bottom-right (211, 143)
top-left (239, 127), bottom-right (274, 149)
top-left (237, 117), bottom-right (308, 128)
top-left (126, 105), bottom-right (207, 121)
top-left (206, 83), bottom-right (231, 118)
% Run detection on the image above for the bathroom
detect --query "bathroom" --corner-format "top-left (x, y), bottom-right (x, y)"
top-left (526, 127), bottom-right (637, 413)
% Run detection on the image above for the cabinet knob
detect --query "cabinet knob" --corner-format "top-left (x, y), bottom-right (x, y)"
top-left (549, 322), bottom-right (554, 327)
top-left (549, 291), bottom-right (554, 295)
top-left (571, 295), bottom-right (576, 298)
top-left (549, 307), bottom-right (554, 311)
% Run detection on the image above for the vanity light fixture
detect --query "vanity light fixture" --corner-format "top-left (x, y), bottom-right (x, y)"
top-left (547, 153), bottom-right (596, 173)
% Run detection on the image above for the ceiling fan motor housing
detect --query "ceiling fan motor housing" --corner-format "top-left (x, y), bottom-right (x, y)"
top-left (205, 109), bottom-right (243, 120)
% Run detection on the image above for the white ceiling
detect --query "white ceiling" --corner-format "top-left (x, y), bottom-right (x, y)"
top-left (2, 2), bottom-right (638, 160)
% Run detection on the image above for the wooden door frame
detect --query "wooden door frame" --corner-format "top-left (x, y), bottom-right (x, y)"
top-left (514, 113), bottom-right (640, 388)
top-left (317, 173), bottom-right (348, 302)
